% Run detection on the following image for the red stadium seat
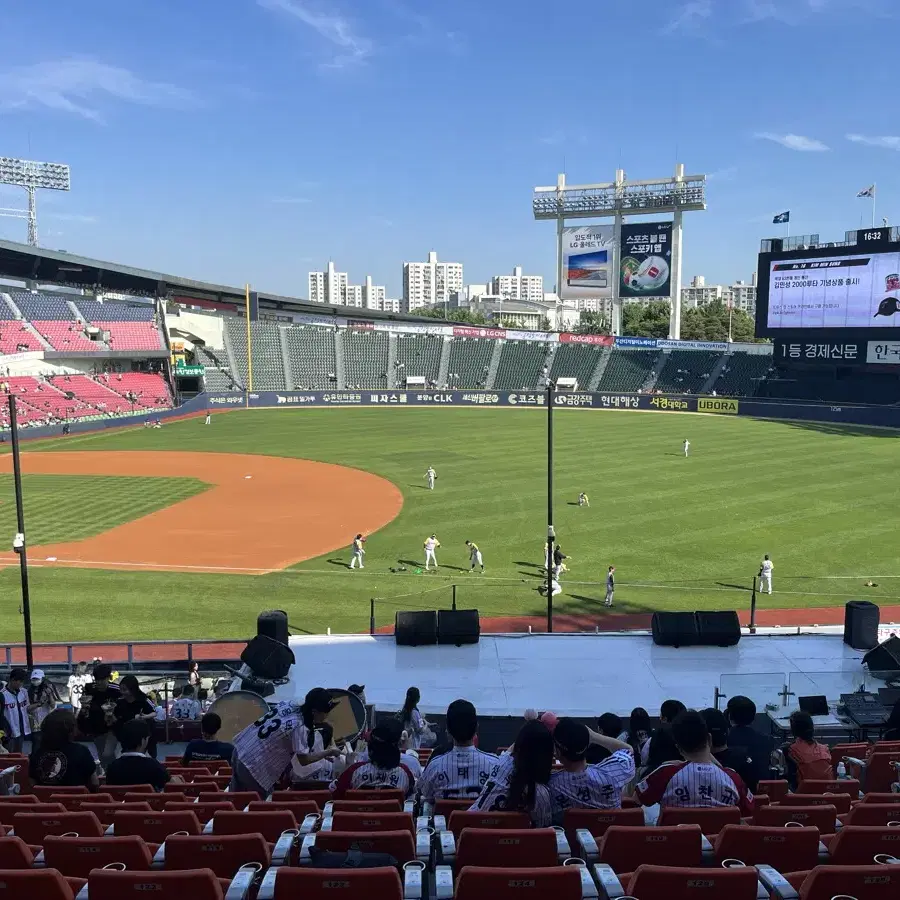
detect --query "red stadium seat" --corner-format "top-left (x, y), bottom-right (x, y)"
top-left (779, 792), bottom-right (851, 814)
top-left (11, 811), bottom-right (104, 846)
top-left (165, 801), bottom-right (235, 824)
top-left (128, 791), bottom-right (185, 809)
top-left (0, 803), bottom-right (65, 827)
top-left (344, 789), bottom-right (405, 805)
top-left (160, 833), bottom-right (271, 879)
top-left (78, 801), bottom-right (152, 826)
top-left (309, 830), bottom-right (416, 864)
top-left (0, 796), bottom-right (39, 805)
top-left (103, 783), bottom-right (154, 799)
top-left (166, 780), bottom-right (220, 797)
top-left (329, 799), bottom-right (402, 814)
top-left (824, 825), bottom-right (900, 865)
top-left (840, 803), bottom-right (900, 826)
top-left (327, 811), bottom-right (414, 834)
top-left (257, 865), bottom-right (402, 900)
top-left (49, 793), bottom-right (114, 811)
top-left (562, 807), bottom-right (645, 850)
top-left (30, 786), bottom-right (89, 802)
top-left (198, 790), bottom-right (258, 807)
top-left (860, 752), bottom-right (900, 794)
top-left (713, 824), bottom-right (820, 870)
top-left (86, 867), bottom-right (229, 900)
top-left (753, 803), bottom-right (837, 833)
top-left (657, 806), bottom-right (742, 835)
top-left (622, 864), bottom-right (762, 900)
top-left (167, 767), bottom-right (212, 778)
top-left (209, 809), bottom-right (297, 842)
top-left (456, 828), bottom-right (559, 869)
top-left (249, 800), bottom-right (319, 821)
top-left (757, 780), bottom-right (789, 802)
top-left (793, 864), bottom-right (900, 900)
top-left (271, 789), bottom-right (330, 809)
top-left (797, 778), bottom-right (860, 796)
top-left (0, 835), bottom-right (34, 868)
top-left (446, 810), bottom-right (531, 838)
top-left (598, 825), bottom-right (704, 874)
top-left (433, 798), bottom-right (474, 817)
top-left (41, 834), bottom-right (153, 877)
top-left (860, 792), bottom-right (900, 805)
top-left (112, 809), bottom-right (202, 844)
top-left (455, 865), bottom-right (584, 900)
top-left (830, 743), bottom-right (870, 768)
top-left (0, 868), bottom-right (80, 900)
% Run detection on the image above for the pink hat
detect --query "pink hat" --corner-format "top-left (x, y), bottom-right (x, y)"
top-left (539, 711), bottom-right (559, 732)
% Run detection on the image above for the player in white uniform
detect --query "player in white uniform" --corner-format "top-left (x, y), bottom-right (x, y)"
top-left (418, 700), bottom-right (498, 803)
top-left (578, 492), bottom-right (590, 507)
top-left (424, 467), bottom-right (436, 490)
top-left (683, 438), bottom-right (690, 457)
top-left (205, 411), bottom-right (211, 425)
top-left (349, 534), bottom-right (366, 569)
top-left (230, 687), bottom-right (340, 795)
top-left (469, 720), bottom-right (554, 827)
top-left (423, 534), bottom-right (440, 570)
top-left (548, 718), bottom-right (635, 825)
top-left (759, 555), bottom-right (774, 594)
top-left (465, 541), bottom-right (484, 573)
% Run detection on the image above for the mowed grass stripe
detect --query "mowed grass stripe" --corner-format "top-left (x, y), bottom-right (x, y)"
top-left (0, 407), bottom-right (898, 643)
top-left (0, 474), bottom-right (210, 546)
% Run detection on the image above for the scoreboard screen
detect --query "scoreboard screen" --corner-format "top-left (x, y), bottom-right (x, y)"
top-left (756, 229), bottom-right (900, 338)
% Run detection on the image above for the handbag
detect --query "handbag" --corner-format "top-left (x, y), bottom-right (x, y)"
top-left (308, 843), bottom-right (399, 869)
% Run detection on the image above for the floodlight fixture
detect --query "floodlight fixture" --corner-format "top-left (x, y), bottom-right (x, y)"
top-left (0, 156), bottom-right (71, 246)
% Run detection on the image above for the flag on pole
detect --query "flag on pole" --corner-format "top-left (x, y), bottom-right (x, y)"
top-left (773, 211), bottom-right (790, 224)
top-left (857, 185), bottom-right (876, 198)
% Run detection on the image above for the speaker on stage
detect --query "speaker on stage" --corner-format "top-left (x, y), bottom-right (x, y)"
top-left (395, 610), bottom-right (438, 646)
top-left (863, 635), bottom-right (900, 677)
top-left (240, 633), bottom-right (295, 680)
top-left (651, 612), bottom-right (699, 647)
top-left (696, 611), bottom-right (741, 647)
top-left (844, 601), bottom-right (879, 650)
top-left (438, 609), bottom-right (480, 646)
top-left (257, 609), bottom-right (289, 646)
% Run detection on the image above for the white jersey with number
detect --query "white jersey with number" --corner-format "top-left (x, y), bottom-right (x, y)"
top-left (418, 745), bottom-right (499, 802)
top-left (548, 749), bottom-right (635, 823)
top-left (469, 753), bottom-right (552, 827)
top-left (232, 702), bottom-right (311, 792)
top-left (761, 560), bottom-right (774, 575)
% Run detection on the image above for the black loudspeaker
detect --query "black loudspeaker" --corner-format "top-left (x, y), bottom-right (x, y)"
top-left (696, 611), bottom-right (742, 647)
top-left (437, 609), bottom-right (480, 646)
top-left (863, 636), bottom-right (900, 676)
top-left (395, 610), bottom-right (438, 646)
top-left (651, 612), bottom-right (699, 647)
top-left (844, 600), bottom-right (880, 650)
top-left (257, 609), bottom-right (289, 646)
top-left (240, 633), bottom-right (295, 680)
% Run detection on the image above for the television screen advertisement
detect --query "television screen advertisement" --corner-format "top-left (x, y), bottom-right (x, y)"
top-left (766, 250), bottom-right (900, 329)
top-left (561, 225), bottom-right (616, 300)
top-left (620, 222), bottom-right (673, 298)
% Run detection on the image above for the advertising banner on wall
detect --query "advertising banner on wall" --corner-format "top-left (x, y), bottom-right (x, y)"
top-left (619, 222), bottom-right (673, 298)
top-left (775, 340), bottom-right (863, 364)
top-left (866, 340), bottom-right (900, 364)
top-left (558, 333), bottom-right (614, 346)
top-left (615, 336), bottom-right (658, 348)
top-left (561, 225), bottom-right (616, 300)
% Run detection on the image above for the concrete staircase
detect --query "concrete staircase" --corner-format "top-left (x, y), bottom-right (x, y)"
top-left (484, 340), bottom-right (503, 390)
top-left (386, 332), bottom-right (397, 390)
top-left (540, 343), bottom-right (558, 388)
top-left (279, 327), bottom-right (295, 390)
top-left (588, 347), bottom-right (613, 391)
top-left (437, 337), bottom-right (451, 388)
top-left (701, 351), bottom-right (730, 394)
top-left (333, 330), bottom-right (347, 390)
top-left (641, 350), bottom-right (667, 393)
top-left (222, 324), bottom-right (242, 388)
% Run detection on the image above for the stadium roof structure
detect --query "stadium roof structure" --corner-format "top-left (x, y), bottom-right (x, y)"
top-left (0, 238), bottom-right (450, 326)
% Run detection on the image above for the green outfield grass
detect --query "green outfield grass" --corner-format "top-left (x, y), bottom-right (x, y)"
top-left (1, 407), bottom-right (899, 644)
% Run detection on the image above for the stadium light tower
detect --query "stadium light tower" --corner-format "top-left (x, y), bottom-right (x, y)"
top-left (532, 163), bottom-right (706, 339)
top-left (0, 156), bottom-right (71, 246)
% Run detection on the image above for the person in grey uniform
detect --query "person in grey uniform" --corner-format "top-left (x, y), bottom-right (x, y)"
top-left (605, 566), bottom-right (615, 608)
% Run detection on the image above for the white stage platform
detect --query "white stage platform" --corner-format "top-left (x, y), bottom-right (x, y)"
top-left (273, 632), bottom-right (869, 718)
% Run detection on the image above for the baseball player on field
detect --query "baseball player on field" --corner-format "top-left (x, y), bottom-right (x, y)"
top-left (423, 534), bottom-right (440, 570)
top-left (465, 540), bottom-right (484, 573)
top-left (349, 534), bottom-right (366, 569)
top-left (578, 492), bottom-right (590, 507)
top-left (417, 700), bottom-right (498, 804)
top-left (549, 718), bottom-right (635, 824)
top-left (424, 466), bottom-right (436, 490)
top-left (759, 555), bottom-right (774, 594)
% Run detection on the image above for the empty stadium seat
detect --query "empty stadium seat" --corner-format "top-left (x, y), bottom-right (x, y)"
top-left (0, 835), bottom-right (34, 868)
top-left (11, 811), bottom-right (104, 847)
top-left (655, 350), bottom-right (721, 393)
top-left (455, 865), bottom-right (587, 900)
top-left (446, 810), bottom-right (531, 838)
top-left (859, 792), bottom-right (900, 805)
top-left (285, 326), bottom-right (337, 390)
top-left (165, 801), bottom-right (236, 824)
top-left (158, 832), bottom-right (273, 878)
top-left (446, 337), bottom-right (494, 388)
top-left (301, 830), bottom-right (419, 865)
top-left (207, 809), bottom-right (298, 843)
top-left (395, 334), bottom-right (443, 384)
top-left (79, 801), bottom-right (152, 826)
top-left (857, 752), bottom-right (900, 794)
top-left (258, 866), bottom-right (406, 900)
top-left (344, 789), bottom-right (405, 806)
top-left (493, 341), bottom-right (550, 390)
top-left (325, 799), bottom-right (402, 815)
top-left (165, 780), bottom-right (219, 797)
top-left (129, 791), bottom-right (185, 809)
top-left (597, 825), bottom-right (704, 874)
top-left (714, 353), bottom-right (772, 397)
top-left (657, 806), bottom-right (743, 835)
top-left (454, 828), bottom-right (561, 869)
top-left (49, 794), bottom-right (114, 811)
top-left (763, 864), bottom-right (900, 900)
top-left (433, 799), bottom-right (473, 818)
top-left (756, 780), bottom-right (789, 802)
top-left (342, 331), bottom-right (389, 389)
top-left (40, 834), bottom-right (154, 877)
top-left (324, 811), bottom-right (414, 834)
top-left (550, 342), bottom-right (605, 389)
top-left (779, 792), bottom-right (851, 814)
top-left (31, 786), bottom-right (89, 802)
top-left (599, 863), bottom-right (764, 900)
top-left (103, 783), bottom-right (154, 799)
top-left (564, 807), bottom-right (645, 858)
top-left (112, 809), bottom-right (202, 843)
top-left (86, 866), bottom-right (250, 900)
top-left (797, 778), bottom-right (860, 797)
top-left (0, 868), bottom-right (81, 900)
top-left (830, 743), bottom-right (870, 768)
top-left (0, 803), bottom-right (65, 827)
top-left (198, 790), bottom-right (258, 807)
top-left (249, 800), bottom-right (319, 822)
top-left (597, 349), bottom-right (658, 392)
top-left (713, 824), bottom-right (821, 870)
top-left (823, 825), bottom-right (900, 865)
top-left (841, 804), bottom-right (900, 826)
top-left (752, 803), bottom-right (837, 833)
top-left (272, 790), bottom-right (330, 810)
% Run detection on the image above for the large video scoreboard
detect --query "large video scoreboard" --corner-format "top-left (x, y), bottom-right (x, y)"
top-left (756, 227), bottom-right (900, 365)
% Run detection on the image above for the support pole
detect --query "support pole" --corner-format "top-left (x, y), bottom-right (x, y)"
top-left (546, 380), bottom-right (555, 633)
top-left (369, 598), bottom-right (376, 635)
top-left (9, 395), bottom-right (34, 670)
top-left (245, 283), bottom-right (253, 401)
top-left (452, 583), bottom-right (457, 611)
top-left (750, 575), bottom-right (758, 634)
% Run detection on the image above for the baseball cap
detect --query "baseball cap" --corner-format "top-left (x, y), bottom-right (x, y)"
top-left (30, 669), bottom-right (45, 682)
top-left (348, 684), bottom-right (366, 695)
top-left (370, 719), bottom-right (403, 746)
top-left (305, 687), bottom-right (338, 713)
top-left (539, 711), bottom-right (559, 732)
top-left (554, 717), bottom-right (590, 759)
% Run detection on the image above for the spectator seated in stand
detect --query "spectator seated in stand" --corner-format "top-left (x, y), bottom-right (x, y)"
top-left (29, 709), bottom-right (99, 791)
top-left (182, 713), bottom-right (235, 766)
top-left (725, 695), bottom-right (773, 786)
top-left (332, 721), bottom-right (417, 798)
top-left (701, 707), bottom-right (758, 792)
top-left (548, 717), bottom-right (635, 825)
top-left (635, 709), bottom-right (754, 816)
top-left (105, 719), bottom-right (180, 790)
top-left (171, 685), bottom-right (202, 721)
top-left (642, 699), bottom-right (686, 773)
top-left (783, 710), bottom-right (834, 789)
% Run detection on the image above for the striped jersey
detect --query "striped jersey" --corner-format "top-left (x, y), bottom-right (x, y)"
top-left (418, 745), bottom-right (499, 802)
top-left (469, 753), bottom-right (552, 828)
top-left (332, 760), bottom-right (416, 798)
top-left (233, 701), bottom-right (311, 792)
top-left (548, 749), bottom-right (635, 824)
top-left (635, 761), bottom-right (754, 816)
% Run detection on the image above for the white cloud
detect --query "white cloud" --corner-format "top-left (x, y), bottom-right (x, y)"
top-left (0, 57), bottom-right (194, 122)
top-left (707, 166), bottom-right (739, 181)
top-left (755, 132), bottom-right (829, 151)
top-left (663, 0), bottom-right (714, 33)
top-left (847, 133), bottom-right (900, 151)
top-left (257, 0), bottom-right (373, 69)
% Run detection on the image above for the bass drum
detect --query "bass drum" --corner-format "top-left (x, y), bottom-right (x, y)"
top-left (324, 688), bottom-right (368, 745)
top-left (207, 690), bottom-right (270, 742)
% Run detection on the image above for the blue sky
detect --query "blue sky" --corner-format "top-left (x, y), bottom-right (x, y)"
top-left (0, 0), bottom-right (896, 298)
